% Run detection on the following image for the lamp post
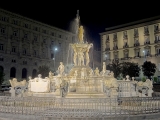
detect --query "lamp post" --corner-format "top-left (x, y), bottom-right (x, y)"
top-left (53, 47), bottom-right (57, 71)
top-left (143, 50), bottom-right (146, 61)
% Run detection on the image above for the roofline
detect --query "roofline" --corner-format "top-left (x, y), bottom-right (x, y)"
top-left (99, 15), bottom-right (160, 35)
top-left (0, 8), bottom-right (75, 35)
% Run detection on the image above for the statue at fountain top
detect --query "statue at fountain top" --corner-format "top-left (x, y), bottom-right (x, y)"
top-left (78, 25), bottom-right (84, 43)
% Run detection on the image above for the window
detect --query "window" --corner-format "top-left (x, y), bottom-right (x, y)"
top-left (12, 46), bottom-right (16, 52)
top-left (43, 30), bottom-right (46, 34)
top-left (35, 62), bottom-right (37, 66)
top-left (106, 35), bottom-right (109, 41)
top-left (43, 39), bottom-right (46, 43)
top-left (113, 33), bottom-right (117, 41)
top-left (154, 24), bottom-right (159, 32)
top-left (123, 31), bottom-right (127, 39)
top-left (24, 34), bottom-right (28, 39)
top-left (24, 23), bottom-right (28, 28)
top-left (59, 35), bottom-right (61, 38)
top-left (123, 49), bottom-right (129, 58)
top-left (134, 28), bottom-right (138, 37)
top-left (51, 32), bottom-right (54, 36)
top-left (0, 57), bottom-right (3, 61)
top-left (34, 27), bottom-right (38, 31)
top-left (0, 44), bottom-right (3, 50)
top-left (1, 28), bottom-right (5, 34)
top-left (113, 51), bottom-right (118, 59)
top-left (13, 31), bottom-right (17, 37)
top-left (23, 61), bottom-right (27, 65)
top-left (144, 26), bottom-right (149, 35)
top-left (13, 20), bottom-right (18, 25)
top-left (23, 49), bottom-right (26, 55)
top-left (51, 41), bottom-right (54, 45)
top-left (33, 50), bottom-right (36, 56)
top-left (1, 17), bottom-right (6, 21)
top-left (34, 36), bottom-right (37, 41)
top-left (12, 59), bottom-right (16, 63)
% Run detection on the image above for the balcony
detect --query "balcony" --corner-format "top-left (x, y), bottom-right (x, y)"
top-left (113, 46), bottom-right (118, 50)
top-left (134, 43), bottom-right (140, 47)
top-left (144, 41), bottom-right (150, 45)
top-left (121, 57), bottom-right (132, 60)
top-left (105, 48), bottom-right (110, 51)
top-left (123, 44), bottom-right (129, 48)
top-left (155, 53), bottom-right (160, 57)
top-left (134, 55), bottom-right (141, 58)
top-left (154, 40), bottom-right (160, 43)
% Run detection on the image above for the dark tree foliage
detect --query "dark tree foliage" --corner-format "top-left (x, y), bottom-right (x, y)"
top-left (142, 61), bottom-right (156, 79)
top-left (106, 59), bottom-right (123, 78)
top-left (37, 65), bottom-right (50, 78)
top-left (121, 62), bottom-right (140, 78)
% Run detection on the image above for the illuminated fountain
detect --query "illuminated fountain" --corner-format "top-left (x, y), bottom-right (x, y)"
top-left (8, 10), bottom-right (153, 99)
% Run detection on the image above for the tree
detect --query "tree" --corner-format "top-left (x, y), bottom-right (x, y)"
top-left (37, 65), bottom-right (50, 78)
top-left (121, 62), bottom-right (140, 78)
top-left (142, 61), bottom-right (156, 79)
top-left (106, 59), bottom-right (123, 78)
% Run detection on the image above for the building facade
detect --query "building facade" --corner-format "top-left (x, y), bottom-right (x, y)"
top-left (100, 16), bottom-right (160, 79)
top-left (0, 8), bottom-right (76, 81)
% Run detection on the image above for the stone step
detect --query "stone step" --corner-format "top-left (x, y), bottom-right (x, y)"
top-left (66, 93), bottom-right (107, 98)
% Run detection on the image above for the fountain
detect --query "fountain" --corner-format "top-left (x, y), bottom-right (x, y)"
top-left (8, 10), bottom-right (153, 99)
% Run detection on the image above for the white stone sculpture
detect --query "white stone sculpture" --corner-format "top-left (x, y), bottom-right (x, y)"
top-left (94, 67), bottom-right (100, 76)
top-left (85, 44), bottom-right (92, 66)
top-left (126, 75), bottom-right (130, 81)
top-left (71, 44), bottom-right (78, 66)
top-left (9, 78), bottom-right (27, 88)
top-left (58, 62), bottom-right (64, 75)
top-left (78, 48), bottom-right (84, 66)
top-left (132, 77), bottom-right (135, 81)
top-left (49, 71), bottom-right (54, 79)
top-left (81, 68), bottom-right (87, 79)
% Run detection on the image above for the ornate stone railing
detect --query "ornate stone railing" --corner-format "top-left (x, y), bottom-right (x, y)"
top-left (0, 96), bottom-right (160, 119)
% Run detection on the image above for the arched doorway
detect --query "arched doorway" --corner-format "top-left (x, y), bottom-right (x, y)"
top-left (0, 66), bottom-right (3, 73)
top-left (32, 69), bottom-right (37, 78)
top-left (10, 67), bottom-right (16, 78)
top-left (22, 68), bottom-right (27, 79)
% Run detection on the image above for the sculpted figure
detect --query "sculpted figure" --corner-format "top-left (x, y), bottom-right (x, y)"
top-left (49, 71), bottom-right (54, 79)
top-left (78, 48), bottom-right (84, 66)
top-left (9, 78), bottom-right (27, 88)
top-left (94, 67), bottom-right (100, 76)
top-left (78, 25), bottom-right (84, 43)
top-left (71, 44), bottom-right (78, 66)
top-left (85, 44), bottom-right (92, 66)
top-left (58, 62), bottom-right (64, 75)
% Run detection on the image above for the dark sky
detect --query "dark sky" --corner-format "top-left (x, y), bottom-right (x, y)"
top-left (0, 1), bottom-right (160, 49)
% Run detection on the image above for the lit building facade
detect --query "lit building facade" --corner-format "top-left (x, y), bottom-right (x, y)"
top-left (100, 16), bottom-right (160, 78)
top-left (0, 8), bottom-right (76, 81)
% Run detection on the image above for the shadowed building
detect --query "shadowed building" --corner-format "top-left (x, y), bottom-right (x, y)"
top-left (0, 8), bottom-right (76, 81)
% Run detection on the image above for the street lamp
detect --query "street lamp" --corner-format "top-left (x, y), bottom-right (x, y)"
top-left (143, 50), bottom-right (146, 61)
top-left (53, 47), bottom-right (58, 71)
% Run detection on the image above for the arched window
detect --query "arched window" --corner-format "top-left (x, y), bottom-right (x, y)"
top-left (22, 68), bottom-right (27, 79)
top-left (32, 69), bottom-right (37, 78)
top-left (10, 67), bottom-right (16, 78)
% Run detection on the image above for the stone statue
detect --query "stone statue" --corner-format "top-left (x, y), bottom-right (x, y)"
top-left (78, 48), bottom-right (84, 66)
top-left (9, 78), bottom-right (27, 88)
top-left (71, 44), bottom-right (78, 66)
top-left (49, 71), bottom-right (54, 79)
top-left (81, 68), bottom-right (86, 79)
top-left (89, 69), bottom-right (93, 76)
top-left (102, 62), bottom-right (106, 75)
top-left (126, 75), bottom-right (130, 81)
top-left (58, 62), bottom-right (64, 75)
top-left (85, 44), bottom-right (92, 66)
top-left (94, 67), bottom-right (100, 76)
top-left (78, 25), bottom-right (84, 43)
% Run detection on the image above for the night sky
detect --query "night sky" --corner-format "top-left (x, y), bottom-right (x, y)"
top-left (0, 1), bottom-right (160, 50)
